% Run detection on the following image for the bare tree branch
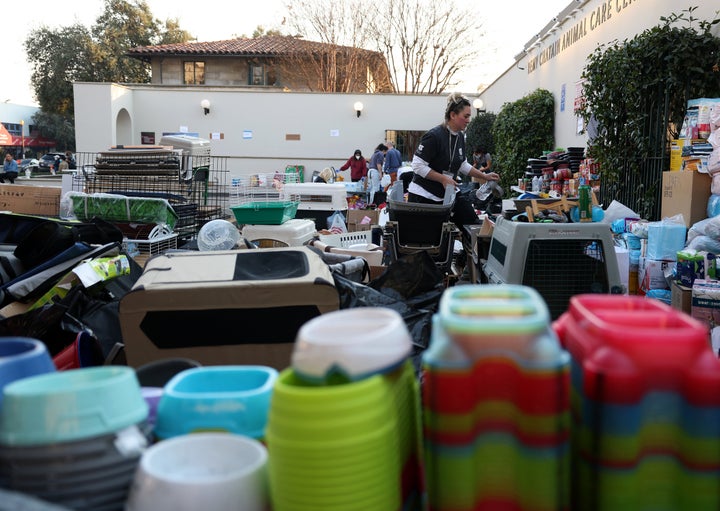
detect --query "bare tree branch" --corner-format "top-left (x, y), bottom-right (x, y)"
top-left (285, 0), bottom-right (481, 94)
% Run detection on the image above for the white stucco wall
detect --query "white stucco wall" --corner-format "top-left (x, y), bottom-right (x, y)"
top-left (73, 82), bottom-right (448, 178)
top-left (479, 0), bottom-right (720, 148)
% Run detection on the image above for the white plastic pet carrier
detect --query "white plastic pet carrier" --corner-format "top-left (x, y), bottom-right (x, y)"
top-left (482, 217), bottom-right (624, 319)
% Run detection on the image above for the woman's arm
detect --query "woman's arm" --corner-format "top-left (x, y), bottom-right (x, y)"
top-left (411, 154), bottom-right (456, 187)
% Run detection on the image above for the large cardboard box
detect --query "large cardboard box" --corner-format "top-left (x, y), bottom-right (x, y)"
top-left (346, 209), bottom-right (380, 232)
top-left (119, 246), bottom-right (339, 369)
top-left (0, 184), bottom-right (61, 216)
top-left (671, 281), bottom-right (692, 315)
top-left (660, 171), bottom-right (711, 227)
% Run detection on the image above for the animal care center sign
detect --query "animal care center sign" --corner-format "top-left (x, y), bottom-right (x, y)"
top-left (526, 0), bottom-right (641, 74)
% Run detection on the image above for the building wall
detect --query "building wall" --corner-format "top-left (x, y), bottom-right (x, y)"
top-left (151, 57), bottom-right (253, 86)
top-left (73, 82), bottom-right (447, 180)
top-left (479, 0), bottom-right (720, 149)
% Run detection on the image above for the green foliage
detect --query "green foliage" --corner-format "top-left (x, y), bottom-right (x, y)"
top-left (577, 7), bottom-right (720, 217)
top-left (30, 111), bottom-right (76, 152)
top-left (466, 112), bottom-right (497, 161)
top-left (24, 0), bottom-right (194, 148)
top-left (492, 89), bottom-right (555, 192)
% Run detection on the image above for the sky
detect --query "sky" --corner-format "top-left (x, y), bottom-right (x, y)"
top-left (3, 0), bottom-right (571, 106)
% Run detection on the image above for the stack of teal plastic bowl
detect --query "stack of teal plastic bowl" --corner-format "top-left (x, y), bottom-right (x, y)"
top-left (153, 365), bottom-right (278, 440)
top-left (0, 366), bottom-right (149, 511)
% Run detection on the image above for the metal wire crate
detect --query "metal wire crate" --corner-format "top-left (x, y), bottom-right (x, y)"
top-left (122, 232), bottom-right (178, 267)
top-left (73, 160), bottom-right (229, 239)
top-left (229, 172), bottom-right (301, 206)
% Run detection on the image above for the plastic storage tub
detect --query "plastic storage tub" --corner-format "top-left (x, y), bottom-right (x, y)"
top-left (231, 201), bottom-right (299, 225)
top-left (242, 219), bottom-right (316, 246)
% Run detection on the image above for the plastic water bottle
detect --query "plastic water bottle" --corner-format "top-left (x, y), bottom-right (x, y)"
top-left (532, 176), bottom-right (540, 193)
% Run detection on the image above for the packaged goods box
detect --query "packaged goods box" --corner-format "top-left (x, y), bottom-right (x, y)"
top-left (0, 184), bottom-right (61, 216)
top-left (346, 209), bottom-right (380, 232)
top-left (660, 171), bottom-right (711, 227)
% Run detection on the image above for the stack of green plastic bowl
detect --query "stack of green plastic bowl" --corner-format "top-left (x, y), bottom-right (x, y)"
top-left (266, 307), bottom-right (424, 511)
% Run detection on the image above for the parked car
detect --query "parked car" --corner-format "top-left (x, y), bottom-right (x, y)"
top-left (19, 158), bottom-right (39, 173)
top-left (37, 153), bottom-right (65, 172)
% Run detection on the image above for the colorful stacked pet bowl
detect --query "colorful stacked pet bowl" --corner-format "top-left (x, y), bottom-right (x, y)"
top-left (153, 365), bottom-right (278, 440)
top-left (266, 307), bottom-right (424, 511)
top-left (422, 284), bottom-right (570, 511)
top-left (0, 366), bottom-right (149, 511)
top-left (554, 294), bottom-right (720, 511)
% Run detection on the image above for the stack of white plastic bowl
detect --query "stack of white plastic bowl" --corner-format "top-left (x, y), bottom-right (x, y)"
top-left (0, 366), bottom-right (149, 511)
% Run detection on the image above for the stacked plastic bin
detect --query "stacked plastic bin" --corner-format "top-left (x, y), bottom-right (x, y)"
top-left (554, 294), bottom-right (720, 510)
top-left (422, 285), bottom-right (570, 511)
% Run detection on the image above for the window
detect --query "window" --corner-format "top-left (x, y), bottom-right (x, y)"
top-left (184, 61), bottom-right (205, 84)
top-left (249, 64), bottom-right (265, 86)
top-left (3, 123), bottom-right (22, 136)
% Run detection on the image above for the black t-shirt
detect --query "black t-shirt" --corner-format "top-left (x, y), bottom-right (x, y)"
top-left (412, 124), bottom-right (466, 199)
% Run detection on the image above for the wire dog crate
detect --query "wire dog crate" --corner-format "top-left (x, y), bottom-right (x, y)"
top-left (229, 173), bottom-right (301, 225)
top-left (74, 153), bottom-right (229, 240)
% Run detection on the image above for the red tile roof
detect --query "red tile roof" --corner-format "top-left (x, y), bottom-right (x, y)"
top-left (127, 35), bottom-right (378, 60)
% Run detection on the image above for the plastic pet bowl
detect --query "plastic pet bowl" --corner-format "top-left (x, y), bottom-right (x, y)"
top-left (153, 365), bottom-right (278, 440)
top-left (291, 307), bottom-right (412, 383)
top-left (126, 433), bottom-right (268, 511)
top-left (0, 337), bottom-right (56, 411)
top-left (0, 366), bottom-right (148, 446)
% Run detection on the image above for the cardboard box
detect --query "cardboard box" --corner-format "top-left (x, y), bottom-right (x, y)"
top-left (671, 281), bottom-right (692, 315)
top-left (660, 171), bottom-right (711, 227)
top-left (346, 209), bottom-right (379, 232)
top-left (119, 246), bottom-right (339, 370)
top-left (638, 256), bottom-right (673, 294)
top-left (0, 184), bottom-right (61, 216)
top-left (691, 280), bottom-right (720, 351)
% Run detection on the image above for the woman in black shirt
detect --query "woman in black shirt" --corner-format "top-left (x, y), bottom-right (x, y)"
top-left (408, 93), bottom-right (499, 229)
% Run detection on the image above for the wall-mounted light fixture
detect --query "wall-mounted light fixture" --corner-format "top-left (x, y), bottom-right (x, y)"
top-left (201, 99), bottom-right (211, 115)
top-left (472, 98), bottom-right (486, 116)
top-left (353, 101), bottom-right (364, 118)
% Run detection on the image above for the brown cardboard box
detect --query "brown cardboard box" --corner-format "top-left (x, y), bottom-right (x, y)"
top-left (119, 246), bottom-right (339, 370)
top-left (660, 170), bottom-right (711, 227)
top-left (0, 184), bottom-right (61, 216)
top-left (346, 209), bottom-right (379, 232)
top-left (671, 281), bottom-right (692, 315)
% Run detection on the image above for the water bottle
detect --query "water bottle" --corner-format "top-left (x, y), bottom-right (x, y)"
top-left (532, 176), bottom-right (540, 193)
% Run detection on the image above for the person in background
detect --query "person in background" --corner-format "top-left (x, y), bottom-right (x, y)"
top-left (471, 146), bottom-right (492, 187)
top-left (340, 149), bottom-right (368, 182)
top-left (65, 150), bottom-right (77, 170)
top-left (366, 144), bottom-right (386, 204)
top-left (368, 143), bottom-right (386, 177)
top-left (2, 153), bottom-right (19, 183)
top-left (407, 92), bottom-right (500, 231)
top-left (58, 155), bottom-right (69, 173)
top-left (383, 141), bottom-right (403, 184)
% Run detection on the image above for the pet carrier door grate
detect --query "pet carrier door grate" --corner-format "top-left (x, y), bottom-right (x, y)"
top-left (483, 218), bottom-right (623, 319)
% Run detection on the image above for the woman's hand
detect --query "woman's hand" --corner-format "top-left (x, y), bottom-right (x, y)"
top-left (441, 173), bottom-right (457, 187)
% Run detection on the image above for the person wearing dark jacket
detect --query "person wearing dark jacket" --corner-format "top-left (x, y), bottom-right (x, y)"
top-left (408, 92), bottom-right (499, 230)
top-left (340, 149), bottom-right (368, 182)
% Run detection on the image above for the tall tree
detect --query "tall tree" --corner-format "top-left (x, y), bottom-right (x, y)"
top-left (24, 0), bottom-right (193, 146)
top-left (283, 0), bottom-right (391, 92)
top-left (285, 0), bottom-right (481, 94)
